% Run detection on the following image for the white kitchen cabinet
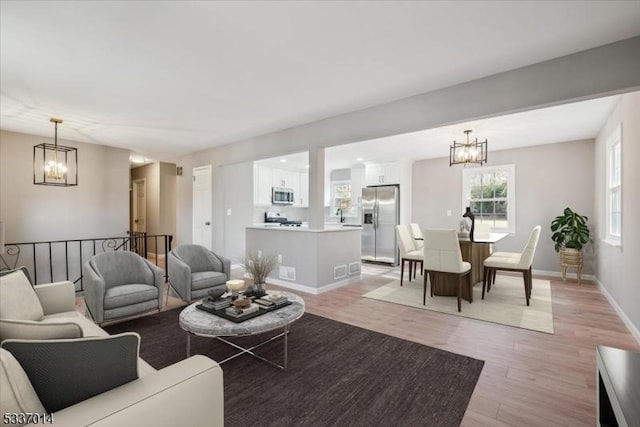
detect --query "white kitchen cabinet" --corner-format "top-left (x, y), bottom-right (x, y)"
top-left (297, 172), bottom-right (309, 207)
top-left (365, 162), bottom-right (400, 186)
top-left (350, 166), bottom-right (365, 210)
top-left (291, 172), bottom-right (301, 206)
top-left (255, 164), bottom-right (310, 207)
top-left (365, 164), bottom-right (383, 186)
top-left (254, 165), bottom-right (273, 206)
top-left (272, 168), bottom-right (295, 189)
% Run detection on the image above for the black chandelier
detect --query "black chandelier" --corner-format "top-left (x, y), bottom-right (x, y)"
top-left (34, 118), bottom-right (78, 186)
top-left (449, 130), bottom-right (488, 167)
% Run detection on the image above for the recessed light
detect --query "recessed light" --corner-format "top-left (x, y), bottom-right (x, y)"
top-left (305, 164), bottom-right (310, 169)
top-left (280, 159), bottom-right (287, 163)
top-left (130, 156), bottom-right (146, 164)
top-left (356, 157), bottom-right (363, 162)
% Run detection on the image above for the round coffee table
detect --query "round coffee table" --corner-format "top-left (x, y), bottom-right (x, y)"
top-left (179, 291), bottom-right (305, 370)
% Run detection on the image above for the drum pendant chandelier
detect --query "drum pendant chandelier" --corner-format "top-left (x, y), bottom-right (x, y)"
top-left (449, 130), bottom-right (488, 167)
top-left (33, 118), bottom-right (78, 186)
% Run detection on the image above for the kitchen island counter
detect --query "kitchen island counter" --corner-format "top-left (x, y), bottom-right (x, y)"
top-left (246, 226), bottom-right (361, 294)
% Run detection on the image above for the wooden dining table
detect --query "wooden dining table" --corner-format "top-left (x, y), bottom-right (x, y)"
top-left (420, 232), bottom-right (509, 302)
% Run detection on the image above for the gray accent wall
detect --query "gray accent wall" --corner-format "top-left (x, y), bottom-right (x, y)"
top-left (245, 228), bottom-right (361, 291)
top-left (0, 130), bottom-right (130, 243)
top-left (411, 139), bottom-right (595, 274)
top-left (594, 91), bottom-right (640, 337)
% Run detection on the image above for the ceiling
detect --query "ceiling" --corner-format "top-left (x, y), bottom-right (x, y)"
top-left (258, 94), bottom-right (621, 171)
top-left (1, 1), bottom-right (639, 163)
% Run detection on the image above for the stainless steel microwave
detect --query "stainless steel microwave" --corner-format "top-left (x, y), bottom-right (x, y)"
top-left (272, 187), bottom-right (294, 205)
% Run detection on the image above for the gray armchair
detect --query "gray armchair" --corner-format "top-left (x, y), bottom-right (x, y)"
top-left (168, 244), bottom-right (230, 302)
top-left (83, 251), bottom-right (164, 324)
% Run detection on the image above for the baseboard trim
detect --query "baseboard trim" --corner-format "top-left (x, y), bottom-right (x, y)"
top-left (597, 279), bottom-right (640, 345)
top-left (532, 269), bottom-right (596, 282)
top-left (243, 273), bottom-right (361, 295)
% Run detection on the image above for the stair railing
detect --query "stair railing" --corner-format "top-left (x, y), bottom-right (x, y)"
top-left (0, 233), bottom-right (173, 293)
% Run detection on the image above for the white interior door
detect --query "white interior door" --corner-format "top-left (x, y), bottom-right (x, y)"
top-left (193, 165), bottom-right (212, 249)
top-left (132, 179), bottom-right (146, 232)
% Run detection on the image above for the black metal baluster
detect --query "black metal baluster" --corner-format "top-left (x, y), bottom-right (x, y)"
top-left (79, 241), bottom-right (84, 292)
top-left (48, 242), bottom-right (53, 282)
top-left (154, 235), bottom-right (159, 265)
top-left (32, 243), bottom-right (37, 284)
top-left (164, 235), bottom-right (171, 282)
top-left (65, 241), bottom-right (69, 281)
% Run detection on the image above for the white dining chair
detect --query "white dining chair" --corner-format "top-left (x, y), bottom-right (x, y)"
top-left (482, 225), bottom-right (542, 306)
top-left (396, 225), bottom-right (423, 286)
top-left (423, 229), bottom-right (471, 312)
top-left (409, 223), bottom-right (424, 250)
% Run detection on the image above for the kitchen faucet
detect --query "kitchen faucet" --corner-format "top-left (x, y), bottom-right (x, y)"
top-left (336, 208), bottom-right (345, 223)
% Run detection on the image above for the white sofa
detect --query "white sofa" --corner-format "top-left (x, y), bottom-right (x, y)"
top-left (0, 269), bottom-right (224, 427)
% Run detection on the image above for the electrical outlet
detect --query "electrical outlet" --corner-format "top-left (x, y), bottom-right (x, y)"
top-left (226, 208), bottom-right (232, 216)
top-left (277, 254), bottom-right (282, 263)
top-left (258, 250), bottom-right (262, 258)
top-left (447, 210), bottom-right (452, 217)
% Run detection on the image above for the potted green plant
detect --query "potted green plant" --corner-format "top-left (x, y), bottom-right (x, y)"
top-left (550, 207), bottom-right (592, 283)
top-left (242, 251), bottom-right (278, 296)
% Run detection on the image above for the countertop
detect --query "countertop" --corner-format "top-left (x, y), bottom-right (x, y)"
top-left (248, 223), bottom-right (362, 233)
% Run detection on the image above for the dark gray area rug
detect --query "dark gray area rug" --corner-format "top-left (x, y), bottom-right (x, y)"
top-left (105, 309), bottom-right (484, 427)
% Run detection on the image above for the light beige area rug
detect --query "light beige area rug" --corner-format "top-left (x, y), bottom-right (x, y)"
top-left (363, 275), bottom-right (554, 333)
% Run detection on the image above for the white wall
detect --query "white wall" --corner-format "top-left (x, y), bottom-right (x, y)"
top-left (411, 139), bottom-right (595, 274)
top-left (594, 91), bottom-right (640, 338)
top-left (221, 162), bottom-right (254, 263)
top-left (0, 130), bottom-right (130, 243)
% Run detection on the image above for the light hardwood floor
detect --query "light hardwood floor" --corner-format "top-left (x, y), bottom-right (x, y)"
top-left (77, 264), bottom-right (639, 426)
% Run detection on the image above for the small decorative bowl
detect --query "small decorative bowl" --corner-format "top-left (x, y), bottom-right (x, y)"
top-left (226, 279), bottom-right (244, 292)
top-left (233, 298), bottom-right (251, 309)
top-left (207, 287), bottom-right (226, 301)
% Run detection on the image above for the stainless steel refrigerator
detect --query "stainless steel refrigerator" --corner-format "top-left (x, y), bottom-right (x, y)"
top-left (362, 185), bottom-right (399, 265)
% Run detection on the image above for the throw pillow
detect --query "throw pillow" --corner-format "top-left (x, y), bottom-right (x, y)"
top-left (0, 270), bottom-right (44, 321)
top-left (0, 348), bottom-right (46, 421)
top-left (0, 319), bottom-right (83, 341)
top-left (1, 333), bottom-right (140, 413)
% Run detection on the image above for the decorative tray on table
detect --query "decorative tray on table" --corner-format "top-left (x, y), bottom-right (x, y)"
top-left (196, 294), bottom-right (291, 323)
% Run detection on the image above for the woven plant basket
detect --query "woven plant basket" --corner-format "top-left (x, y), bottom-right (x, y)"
top-left (560, 248), bottom-right (584, 284)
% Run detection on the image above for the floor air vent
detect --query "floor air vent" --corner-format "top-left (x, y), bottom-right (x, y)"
top-left (349, 262), bottom-right (361, 275)
top-left (279, 266), bottom-right (296, 281)
top-left (334, 264), bottom-right (347, 280)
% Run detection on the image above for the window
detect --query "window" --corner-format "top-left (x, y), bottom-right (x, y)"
top-left (462, 164), bottom-right (515, 233)
top-left (331, 182), bottom-right (356, 217)
top-left (606, 124), bottom-right (622, 246)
